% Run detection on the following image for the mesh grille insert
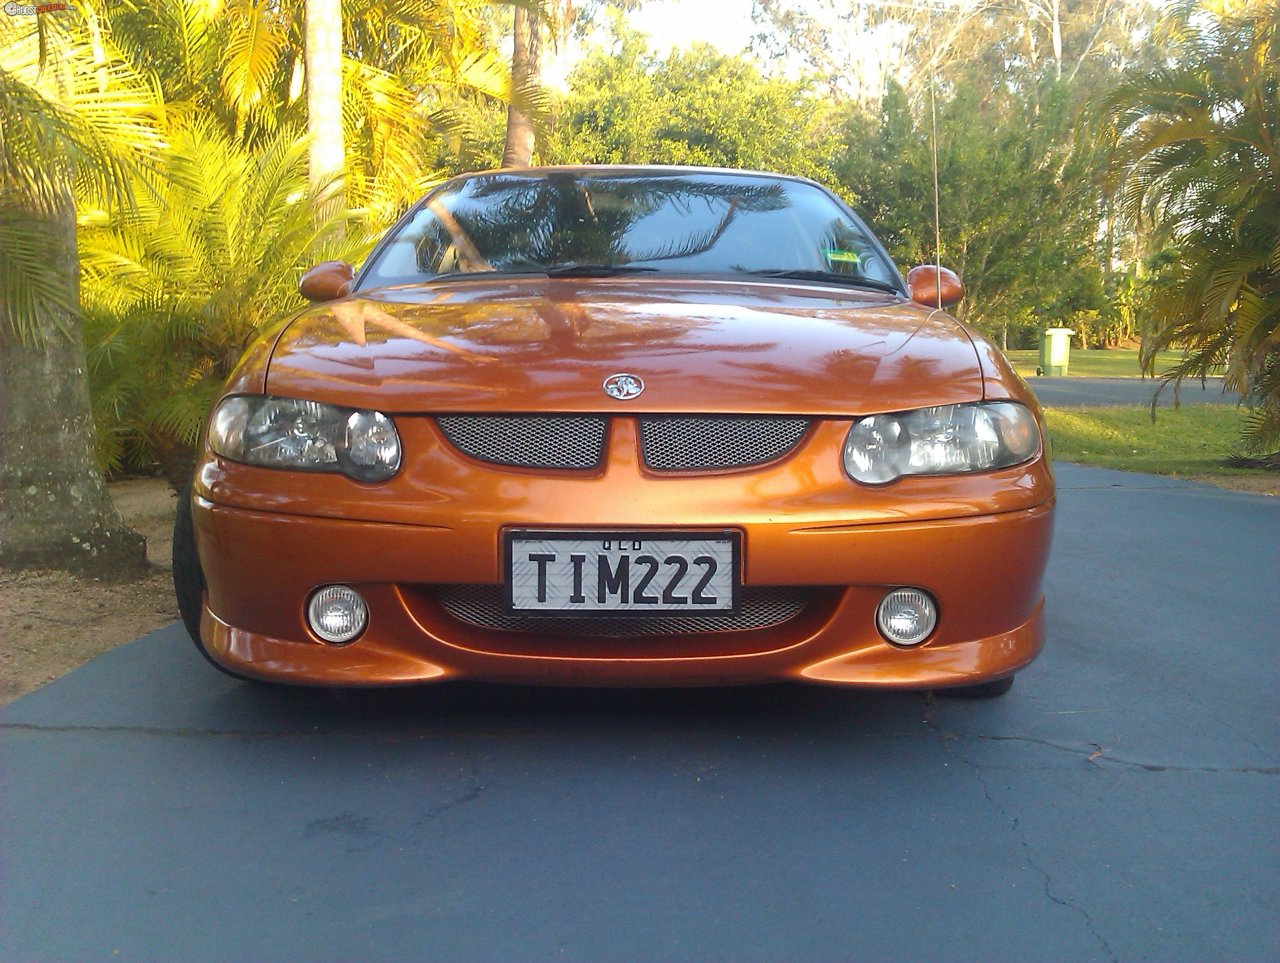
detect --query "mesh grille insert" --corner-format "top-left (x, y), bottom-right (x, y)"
top-left (639, 415), bottom-right (811, 471)
top-left (436, 414), bottom-right (607, 469)
top-left (436, 585), bottom-right (808, 638)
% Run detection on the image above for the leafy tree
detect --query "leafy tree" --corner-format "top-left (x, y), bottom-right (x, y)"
top-left (753, 0), bottom-right (1160, 103)
top-left (0, 5), bottom-right (154, 574)
top-left (544, 22), bottom-right (839, 183)
top-left (335, 0), bottom-right (513, 216)
top-left (838, 77), bottom-right (1106, 348)
top-left (1105, 0), bottom-right (1279, 457)
top-left (755, 0), bottom-right (1164, 347)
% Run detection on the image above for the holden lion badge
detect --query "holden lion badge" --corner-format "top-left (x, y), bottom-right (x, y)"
top-left (603, 373), bottom-right (645, 400)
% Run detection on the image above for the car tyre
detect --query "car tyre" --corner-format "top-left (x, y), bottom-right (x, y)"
top-left (937, 675), bottom-right (1015, 699)
top-left (173, 481), bottom-right (260, 683)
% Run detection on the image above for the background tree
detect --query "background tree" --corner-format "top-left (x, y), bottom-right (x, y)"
top-left (80, 119), bottom-right (365, 488)
top-left (545, 22), bottom-right (839, 182)
top-left (0, 6), bottom-right (155, 574)
top-left (306, 0), bottom-right (345, 203)
top-left (838, 76), bottom-right (1107, 348)
top-left (754, 0), bottom-right (1161, 348)
top-left (502, 4), bottom-right (541, 166)
top-left (752, 0), bottom-right (1158, 101)
top-left (1, 0), bottom-right (534, 576)
top-left (1105, 0), bottom-right (1279, 457)
top-left (68, 0), bottom-right (519, 485)
top-left (102, 0), bottom-right (511, 219)
top-left (13, 0), bottom-right (1270, 585)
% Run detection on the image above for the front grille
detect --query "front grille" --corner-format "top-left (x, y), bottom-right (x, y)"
top-left (436, 414), bottom-right (607, 469)
top-left (435, 413), bottom-right (811, 472)
top-left (639, 415), bottom-right (810, 471)
top-left (436, 585), bottom-right (808, 638)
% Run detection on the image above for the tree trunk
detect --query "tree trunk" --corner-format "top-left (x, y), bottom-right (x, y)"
top-left (0, 197), bottom-right (146, 577)
top-left (502, 6), bottom-right (540, 168)
top-left (305, 0), bottom-right (345, 205)
top-left (1050, 0), bottom-right (1063, 80)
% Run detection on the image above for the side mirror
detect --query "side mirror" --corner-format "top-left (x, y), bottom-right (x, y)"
top-left (906, 265), bottom-right (964, 308)
top-left (299, 261), bottom-right (355, 302)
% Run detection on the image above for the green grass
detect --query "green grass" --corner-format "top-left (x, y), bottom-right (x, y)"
top-left (1044, 405), bottom-right (1270, 479)
top-left (1005, 347), bottom-right (1191, 378)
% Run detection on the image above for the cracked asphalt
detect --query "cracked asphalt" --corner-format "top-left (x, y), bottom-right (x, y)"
top-left (2, 464), bottom-right (1276, 961)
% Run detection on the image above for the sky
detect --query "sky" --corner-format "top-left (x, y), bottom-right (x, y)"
top-left (543, 0), bottom-right (1175, 100)
top-left (627, 0), bottom-right (761, 55)
top-left (543, 0), bottom-right (762, 90)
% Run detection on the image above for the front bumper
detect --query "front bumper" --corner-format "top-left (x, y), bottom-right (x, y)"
top-left (193, 492), bottom-right (1053, 689)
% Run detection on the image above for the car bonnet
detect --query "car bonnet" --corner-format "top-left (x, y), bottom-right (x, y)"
top-left (261, 277), bottom-right (986, 417)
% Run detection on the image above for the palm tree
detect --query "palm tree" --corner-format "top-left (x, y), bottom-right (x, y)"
top-left (80, 118), bottom-right (367, 488)
top-left (0, 6), bottom-right (156, 574)
top-left (71, 0), bottom-right (512, 482)
top-left (501, 4), bottom-right (540, 167)
top-left (336, 0), bottom-right (510, 217)
top-left (305, 0), bottom-right (344, 206)
top-left (500, 1), bottom-right (571, 168)
top-left (105, 0), bottom-right (509, 217)
top-left (1106, 1), bottom-right (1279, 456)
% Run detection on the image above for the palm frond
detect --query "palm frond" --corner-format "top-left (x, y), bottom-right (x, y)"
top-left (0, 5), bottom-right (162, 345)
top-left (219, 0), bottom-right (287, 120)
top-left (1107, 1), bottom-right (1279, 453)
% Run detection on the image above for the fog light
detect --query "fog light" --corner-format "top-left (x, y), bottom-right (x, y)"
top-left (307, 584), bottom-right (368, 644)
top-left (876, 588), bottom-right (937, 646)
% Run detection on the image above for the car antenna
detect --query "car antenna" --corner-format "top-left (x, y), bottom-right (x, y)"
top-left (927, 4), bottom-right (944, 310)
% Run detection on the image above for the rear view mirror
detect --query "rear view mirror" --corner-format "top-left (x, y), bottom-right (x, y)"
top-left (907, 265), bottom-right (964, 308)
top-left (299, 261), bottom-right (355, 302)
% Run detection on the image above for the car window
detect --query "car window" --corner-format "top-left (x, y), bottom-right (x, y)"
top-left (360, 172), bottom-right (900, 291)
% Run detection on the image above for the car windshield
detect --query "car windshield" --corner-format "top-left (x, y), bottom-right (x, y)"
top-left (358, 170), bottom-right (902, 292)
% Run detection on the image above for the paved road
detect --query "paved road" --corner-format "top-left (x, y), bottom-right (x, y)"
top-left (2, 465), bottom-right (1276, 961)
top-left (1026, 376), bottom-right (1241, 408)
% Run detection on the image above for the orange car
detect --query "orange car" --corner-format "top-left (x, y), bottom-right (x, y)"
top-left (173, 166), bottom-right (1054, 697)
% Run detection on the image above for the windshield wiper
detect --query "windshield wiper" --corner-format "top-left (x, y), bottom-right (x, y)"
top-left (742, 270), bottom-right (901, 294)
top-left (540, 263), bottom-right (660, 277)
top-left (425, 263), bottom-right (658, 283)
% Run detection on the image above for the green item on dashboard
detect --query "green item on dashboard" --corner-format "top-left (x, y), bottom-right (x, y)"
top-left (823, 248), bottom-right (862, 264)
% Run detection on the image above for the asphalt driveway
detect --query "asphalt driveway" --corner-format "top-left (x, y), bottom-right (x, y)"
top-left (2, 464), bottom-right (1276, 961)
top-left (1026, 375), bottom-right (1241, 408)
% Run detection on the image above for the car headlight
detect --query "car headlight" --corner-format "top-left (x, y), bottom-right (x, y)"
top-left (842, 402), bottom-right (1039, 484)
top-left (209, 395), bottom-right (401, 482)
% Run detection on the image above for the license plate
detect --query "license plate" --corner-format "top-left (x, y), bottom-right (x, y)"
top-left (505, 530), bottom-right (740, 614)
